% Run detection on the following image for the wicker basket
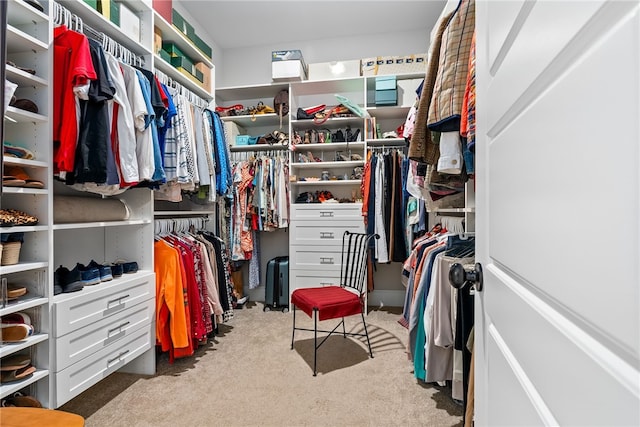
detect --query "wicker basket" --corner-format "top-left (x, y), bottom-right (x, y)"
top-left (1, 241), bottom-right (21, 266)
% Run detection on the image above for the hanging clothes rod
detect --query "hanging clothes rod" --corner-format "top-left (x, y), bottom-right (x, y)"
top-left (52, 2), bottom-right (145, 67)
top-left (154, 68), bottom-right (209, 109)
top-left (154, 217), bottom-right (209, 235)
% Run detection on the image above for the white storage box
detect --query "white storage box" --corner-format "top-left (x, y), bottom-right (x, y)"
top-left (272, 60), bottom-right (307, 81)
top-left (397, 78), bottom-right (424, 106)
top-left (119, 3), bottom-right (141, 44)
top-left (224, 121), bottom-right (247, 146)
top-left (308, 60), bottom-right (361, 81)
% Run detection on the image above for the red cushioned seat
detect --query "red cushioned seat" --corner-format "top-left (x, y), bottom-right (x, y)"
top-left (291, 286), bottom-right (362, 321)
top-left (290, 231), bottom-right (379, 376)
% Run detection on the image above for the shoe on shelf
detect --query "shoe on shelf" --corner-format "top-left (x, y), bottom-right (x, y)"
top-left (108, 263), bottom-right (124, 278)
top-left (76, 263), bottom-right (101, 286)
top-left (114, 260), bottom-right (138, 274)
top-left (55, 265), bottom-right (84, 293)
top-left (1, 312), bottom-right (31, 326)
top-left (88, 260), bottom-right (113, 282)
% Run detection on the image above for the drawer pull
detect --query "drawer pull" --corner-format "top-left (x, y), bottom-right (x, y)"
top-left (107, 294), bottom-right (130, 306)
top-left (319, 257), bottom-right (334, 264)
top-left (107, 350), bottom-right (130, 366)
top-left (319, 232), bottom-right (334, 239)
top-left (319, 211), bottom-right (334, 217)
top-left (107, 321), bottom-right (130, 336)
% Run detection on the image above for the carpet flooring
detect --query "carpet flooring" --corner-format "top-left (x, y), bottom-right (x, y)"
top-left (60, 303), bottom-right (464, 426)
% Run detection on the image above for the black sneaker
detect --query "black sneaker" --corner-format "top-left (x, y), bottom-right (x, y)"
top-left (88, 260), bottom-right (113, 282)
top-left (76, 263), bottom-right (101, 286)
top-left (109, 263), bottom-right (123, 278)
top-left (57, 265), bottom-right (83, 293)
top-left (115, 260), bottom-right (138, 274)
top-left (53, 267), bottom-right (63, 295)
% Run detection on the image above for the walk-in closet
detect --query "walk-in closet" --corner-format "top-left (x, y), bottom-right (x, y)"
top-left (1, 0), bottom-right (638, 426)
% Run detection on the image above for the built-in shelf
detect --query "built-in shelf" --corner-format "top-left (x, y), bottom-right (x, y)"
top-left (0, 226), bottom-right (48, 233)
top-left (0, 262), bottom-right (48, 275)
top-left (154, 210), bottom-right (216, 216)
top-left (292, 179), bottom-right (361, 186)
top-left (430, 207), bottom-right (476, 213)
top-left (291, 160), bottom-right (363, 169)
top-left (366, 106), bottom-right (412, 119)
top-left (0, 297), bottom-right (49, 317)
top-left (229, 144), bottom-right (289, 152)
top-left (6, 25), bottom-right (48, 53)
top-left (216, 83), bottom-right (290, 103)
top-left (291, 116), bottom-right (363, 128)
top-left (5, 64), bottom-right (48, 88)
top-left (2, 187), bottom-right (47, 195)
top-left (52, 219), bottom-right (151, 230)
top-left (221, 113), bottom-right (286, 128)
top-left (292, 141), bottom-right (365, 151)
top-left (2, 157), bottom-right (48, 168)
top-left (289, 77), bottom-right (364, 96)
top-left (0, 334), bottom-right (49, 359)
top-left (0, 370), bottom-right (49, 397)
top-left (4, 106), bottom-right (48, 123)
top-left (367, 138), bottom-right (407, 147)
top-left (8, 0), bottom-right (49, 25)
top-left (153, 54), bottom-right (212, 101)
top-left (153, 10), bottom-right (214, 68)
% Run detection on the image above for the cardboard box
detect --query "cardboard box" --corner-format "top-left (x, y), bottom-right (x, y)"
top-left (362, 53), bottom-right (428, 76)
top-left (153, 0), bottom-right (172, 23)
top-left (154, 27), bottom-right (162, 54)
top-left (195, 62), bottom-right (212, 92)
top-left (272, 60), bottom-right (307, 81)
top-left (308, 60), bottom-right (360, 81)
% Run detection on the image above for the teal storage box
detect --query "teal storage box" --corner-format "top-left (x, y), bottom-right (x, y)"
top-left (375, 89), bottom-right (397, 106)
top-left (236, 135), bottom-right (250, 146)
top-left (375, 76), bottom-right (397, 91)
top-left (162, 42), bottom-right (186, 58)
top-left (159, 49), bottom-right (172, 63)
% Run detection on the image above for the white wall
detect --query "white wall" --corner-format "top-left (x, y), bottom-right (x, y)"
top-left (217, 28), bottom-right (430, 88)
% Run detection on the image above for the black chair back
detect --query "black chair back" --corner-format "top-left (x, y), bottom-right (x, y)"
top-left (340, 231), bottom-right (379, 294)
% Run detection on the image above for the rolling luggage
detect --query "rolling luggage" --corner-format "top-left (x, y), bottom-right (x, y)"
top-left (264, 256), bottom-right (289, 312)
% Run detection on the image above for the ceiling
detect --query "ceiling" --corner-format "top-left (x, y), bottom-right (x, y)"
top-left (179, 1), bottom-right (448, 50)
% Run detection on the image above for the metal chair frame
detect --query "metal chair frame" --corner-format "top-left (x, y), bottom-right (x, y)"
top-left (291, 231), bottom-right (379, 376)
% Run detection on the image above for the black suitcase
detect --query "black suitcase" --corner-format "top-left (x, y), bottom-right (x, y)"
top-left (264, 256), bottom-right (289, 312)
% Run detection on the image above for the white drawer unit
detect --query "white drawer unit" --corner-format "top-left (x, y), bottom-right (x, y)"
top-left (290, 269), bottom-right (343, 290)
top-left (288, 246), bottom-right (344, 271)
top-left (289, 220), bottom-right (365, 246)
top-left (290, 203), bottom-right (363, 221)
top-left (53, 272), bottom-right (155, 337)
top-left (53, 325), bottom-right (153, 408)
top-left (52, 297), bottom-right (154, 371)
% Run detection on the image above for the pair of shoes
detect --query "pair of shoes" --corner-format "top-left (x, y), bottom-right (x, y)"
top-left (3, 166), bottom-right (44, 188)
top-left (55, 265), bottom-right (84, 293)
top-left (1, 391), bottom-right (42, 408)
top-left (114, 260), bottom-right (138, 274)
top-left (88, 260), bottom-right (113, 282)
top-left (1, 313), bottom-right (34, 342)
top-left (0, 364), bottom-right (36, 383)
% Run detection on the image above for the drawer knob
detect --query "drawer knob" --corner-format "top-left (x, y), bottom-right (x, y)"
top-left (319, 257), bottom-right (334, 264)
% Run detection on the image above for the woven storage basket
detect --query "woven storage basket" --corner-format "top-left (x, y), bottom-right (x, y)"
top-left (1, 241), bottom-right (21, 266)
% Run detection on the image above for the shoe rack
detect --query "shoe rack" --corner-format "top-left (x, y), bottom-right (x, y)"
top-left (1, 0), bottom-right (53, 408)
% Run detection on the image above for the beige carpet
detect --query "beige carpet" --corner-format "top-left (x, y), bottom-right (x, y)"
top-left (60, 303), bottom-right (464, 427)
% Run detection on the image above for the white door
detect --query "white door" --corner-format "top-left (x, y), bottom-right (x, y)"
top-left (475, 1), bottom-right (640, 425)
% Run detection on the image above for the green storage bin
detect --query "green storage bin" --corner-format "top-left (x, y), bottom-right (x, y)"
top-left (84, 0), bottom-right (98, 9)
top-left (159, 49), bottom-right (172, 63)
top-left (194, 68), bottom-right (204, 83)
top-left (191, 33), bottom-right (212, 59)
top-left (171, 55), bottom-right (195, 75)
top-left (110, 0), bottom-right (121, 26)
top-left (162, 42), bottom-right (186, 58)
top-left (172, 8), bottom-right (194, 37)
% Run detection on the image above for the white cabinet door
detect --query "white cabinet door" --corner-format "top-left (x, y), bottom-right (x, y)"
top-left (475, 1), bottom-right (640, 425)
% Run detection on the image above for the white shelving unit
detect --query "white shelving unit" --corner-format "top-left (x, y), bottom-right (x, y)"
top-left (1, 0), bottom-right (53, 409)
